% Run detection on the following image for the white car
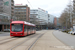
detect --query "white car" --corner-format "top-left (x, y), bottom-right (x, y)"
top-left (68, 31), bottom-right (73, 34)
top-left (71, 31), bottom-right (75, 35)
top-left (68, 31), bottom-right (75, 35)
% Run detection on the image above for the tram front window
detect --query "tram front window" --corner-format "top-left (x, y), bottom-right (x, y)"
top-left (11, 24), bottom-right (23, 32)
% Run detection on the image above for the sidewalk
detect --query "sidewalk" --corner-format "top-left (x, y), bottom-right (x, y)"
top-left (30, 30), bottom-right (73, 50)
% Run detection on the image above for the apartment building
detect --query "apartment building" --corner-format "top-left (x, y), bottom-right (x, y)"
top-left (14, 5), bottom-right (30, 22)
top-left (0, 0), bottom-right (14, 18)
top-left (0, 0), bottom-right (14, 31)
top-left (48, 14), bottom-right (56, 24)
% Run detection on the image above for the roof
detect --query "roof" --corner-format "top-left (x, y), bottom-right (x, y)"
top-left (11, 21), bottom-right (36, 26)
top-left (24, 21), bottom-right (35, 26)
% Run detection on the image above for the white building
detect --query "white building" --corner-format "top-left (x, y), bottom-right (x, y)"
top-left (48, 14), bottom-right (56, 24)
top-left (38, 8), bottom-right (48, 23)
top-left (30, 8), bottom-right (48, 25)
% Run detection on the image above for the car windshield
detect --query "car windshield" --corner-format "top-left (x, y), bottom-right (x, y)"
top-left (11, 24), bottom-right (23, 32)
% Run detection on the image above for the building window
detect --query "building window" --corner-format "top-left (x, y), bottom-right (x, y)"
top-left (21, 8), bottom-right (26, 9)
top-left (25, 15), bottom-right (26, 17)
top-left (0, 7), bottom-right (3, 8)
top-left (15, 8), bottom-right (26, 9)
top-left (11, 4), bottom-right (14, 6)
top-left (0, 3), bottom-right (3, 5)
top-left (0, 0), bottom-right (3, 1)
top-left (0, 10), bottom-right (3, 12)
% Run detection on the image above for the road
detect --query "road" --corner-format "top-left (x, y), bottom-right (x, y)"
top-left (0, 32), bottom-right (10, 36)
top-left (53, 30), bottom-right (75, 49)
top-left (0, 30), bottom-right (73, 50)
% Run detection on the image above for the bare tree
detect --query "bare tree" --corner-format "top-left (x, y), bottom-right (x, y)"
top-left (59, 4), bottom-right (73, 29)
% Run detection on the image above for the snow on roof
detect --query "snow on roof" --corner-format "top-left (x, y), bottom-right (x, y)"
top-left (11, 21), bottom-right (35, 26)
top-left (24, 21), bottom-right (35, 26)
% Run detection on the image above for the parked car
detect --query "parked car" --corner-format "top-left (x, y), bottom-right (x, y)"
top-left (65, 29), bottom-right (70, 33)
top-left (62, 29), bottom-right (66, 32)
top-left (4, 29), bottom-right (10, 32)
top-left (68, 31), bottom-right (73, 34)
top-left (68, 31), bottom-right (75, 35)
top-left (71, 31), bottom-right (75, 35)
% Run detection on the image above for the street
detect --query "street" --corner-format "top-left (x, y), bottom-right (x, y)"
top-left (53, 30), bottom-right (75, 48)
top-left (0, 32), bottom-right (10, 37)
top-left (0, 30), bottom-right (74, 50)
top-left (0, 0), bottom-right (75, 50)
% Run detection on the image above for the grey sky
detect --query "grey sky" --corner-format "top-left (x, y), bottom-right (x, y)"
top-left (14, 0), bottom-right (72, 17)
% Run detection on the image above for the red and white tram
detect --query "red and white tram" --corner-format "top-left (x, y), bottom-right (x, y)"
top-left (10, 21), bottom-right (36, 36)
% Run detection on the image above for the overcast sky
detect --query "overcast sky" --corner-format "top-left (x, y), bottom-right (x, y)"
top-left (14, 0), bottom-right (73, 17)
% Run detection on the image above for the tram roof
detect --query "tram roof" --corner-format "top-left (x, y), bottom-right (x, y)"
top-left (11, 21), bottom-right (36, 26)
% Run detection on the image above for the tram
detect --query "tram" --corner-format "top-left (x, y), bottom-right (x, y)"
top-left (10, 21), bottom-right (36, 36)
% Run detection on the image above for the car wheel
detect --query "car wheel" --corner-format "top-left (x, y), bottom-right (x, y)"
top-left (71, 33), bottom-right (72, 34)
top-left (74, 33), bottom-right (75, 35)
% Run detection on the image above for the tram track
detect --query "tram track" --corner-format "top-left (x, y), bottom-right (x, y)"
top-left (0, 31), bottom-right (46, 50)
top-left (28, 33), bottom-right (45, 50)
top-left (8, 34), bottom-right (43, 50)
top-left (0, 37), bottom-right (19, 45)
top-left (9, 31), bottom-right (46, 50)
top-left (0, 37), bottom-right (12, 41)
top-left (9, 34), bottom-right (39, 50)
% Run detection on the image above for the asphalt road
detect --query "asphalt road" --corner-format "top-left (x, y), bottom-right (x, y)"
top-left (0, 32), bottom-right (10, 36)
top-left (53, 30), bottom-right (75, 48)
top-left (0, 30), bottom-right (72, 50)
top-left (1, 30), bottom-right (75, 49)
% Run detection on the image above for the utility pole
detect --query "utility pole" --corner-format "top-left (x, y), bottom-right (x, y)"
top-left (66, 19), bottom-right (67, 30)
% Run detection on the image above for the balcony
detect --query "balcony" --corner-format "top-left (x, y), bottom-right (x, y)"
top-left (11, 9), bottom-right (14, 12)
top-left (11, 0), bottom-right (14, 3)
top-left (11, 4), bottom-right (14, 6)
top-left (11, 2), bottom-right (14, 4)
top-left (11, 13), bottom-right (14, 15)
top-left (11, 7), bottom-right (14, 10)
top-left (73, 3), bottom-right (75, 6)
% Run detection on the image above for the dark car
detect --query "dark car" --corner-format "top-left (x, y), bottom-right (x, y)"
top-left (36, 28), bottom-right (39, 31)
top-left (62, 29), bottom-right (66, 32)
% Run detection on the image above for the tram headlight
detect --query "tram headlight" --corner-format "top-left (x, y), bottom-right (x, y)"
top-left (20, 34), bottom-right (23, 35)
top-left (11, 34), bottom-right (13, 35)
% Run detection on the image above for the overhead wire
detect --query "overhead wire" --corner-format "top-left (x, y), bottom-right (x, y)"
top-left (27, 0), bottom-right (36, 24)
top-left (27, 0), bottom-right (33, 8)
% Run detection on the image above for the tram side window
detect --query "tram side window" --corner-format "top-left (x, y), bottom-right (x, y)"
top-left (32, 27), bottom-right (34, 31)
top-left (32, 27), bottom-right (35, 30)
top-left (24, 25), bottom-right (27, 32)
top-left (27, 26), bottom-right (30, 31)
top-left (30, 26), bottom-right (33, 31)
top-left (34, 27), bottom-right (36, 30)
top-left (30, 26), bottom-right (31, 31)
